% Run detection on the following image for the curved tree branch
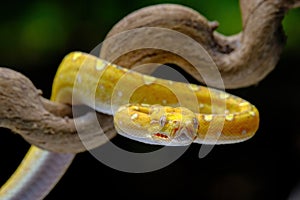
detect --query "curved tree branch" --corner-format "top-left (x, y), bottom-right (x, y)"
top-left (101, 1), bottom-right (298, 88)
top-left (0, 68), bottom-right (116, 153)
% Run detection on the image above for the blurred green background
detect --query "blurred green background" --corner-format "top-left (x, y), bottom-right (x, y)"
top-left (1, 1), bottom-right (300, 200)
top-left (1, 0), bottom-right (299, 71)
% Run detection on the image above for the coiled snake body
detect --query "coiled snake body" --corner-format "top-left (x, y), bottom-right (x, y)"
top-left (0, 52), bottom-right (259, 199)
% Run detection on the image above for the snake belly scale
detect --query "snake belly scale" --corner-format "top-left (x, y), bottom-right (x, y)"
top-left (0, 52), bottom-right (259, 199)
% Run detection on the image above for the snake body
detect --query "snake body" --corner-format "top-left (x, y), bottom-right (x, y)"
top-left (0, 52), bottom-right (259, 199)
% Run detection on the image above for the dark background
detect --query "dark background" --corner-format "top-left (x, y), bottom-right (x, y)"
top-left (1, 1), bottom-right (300, 199)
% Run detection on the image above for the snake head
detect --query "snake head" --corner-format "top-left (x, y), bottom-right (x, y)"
top-left (148, 105), bottom-right (198, 145)
top-left (114, 104), bottom-right (199, 146)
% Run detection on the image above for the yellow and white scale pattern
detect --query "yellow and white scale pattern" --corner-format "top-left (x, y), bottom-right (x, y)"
top-left (52, 52), bottom-right (259, 145)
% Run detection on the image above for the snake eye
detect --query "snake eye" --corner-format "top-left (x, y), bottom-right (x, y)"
top-left (159, 115), bottom-right (167, 127)
top-left (192, 118), bottom-right (199, 129)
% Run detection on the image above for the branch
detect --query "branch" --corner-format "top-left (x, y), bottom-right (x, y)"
top-left (101, 1), bottom-right (299, 88)
top-left (0, 68), bottom-right (116, 153)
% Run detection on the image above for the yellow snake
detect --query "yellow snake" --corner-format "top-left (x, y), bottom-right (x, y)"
top-left (0, 52), bottom-right (259, 199)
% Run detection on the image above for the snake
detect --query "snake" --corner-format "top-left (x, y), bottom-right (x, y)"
top-left (0, 52), bottom-right (259, 199)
